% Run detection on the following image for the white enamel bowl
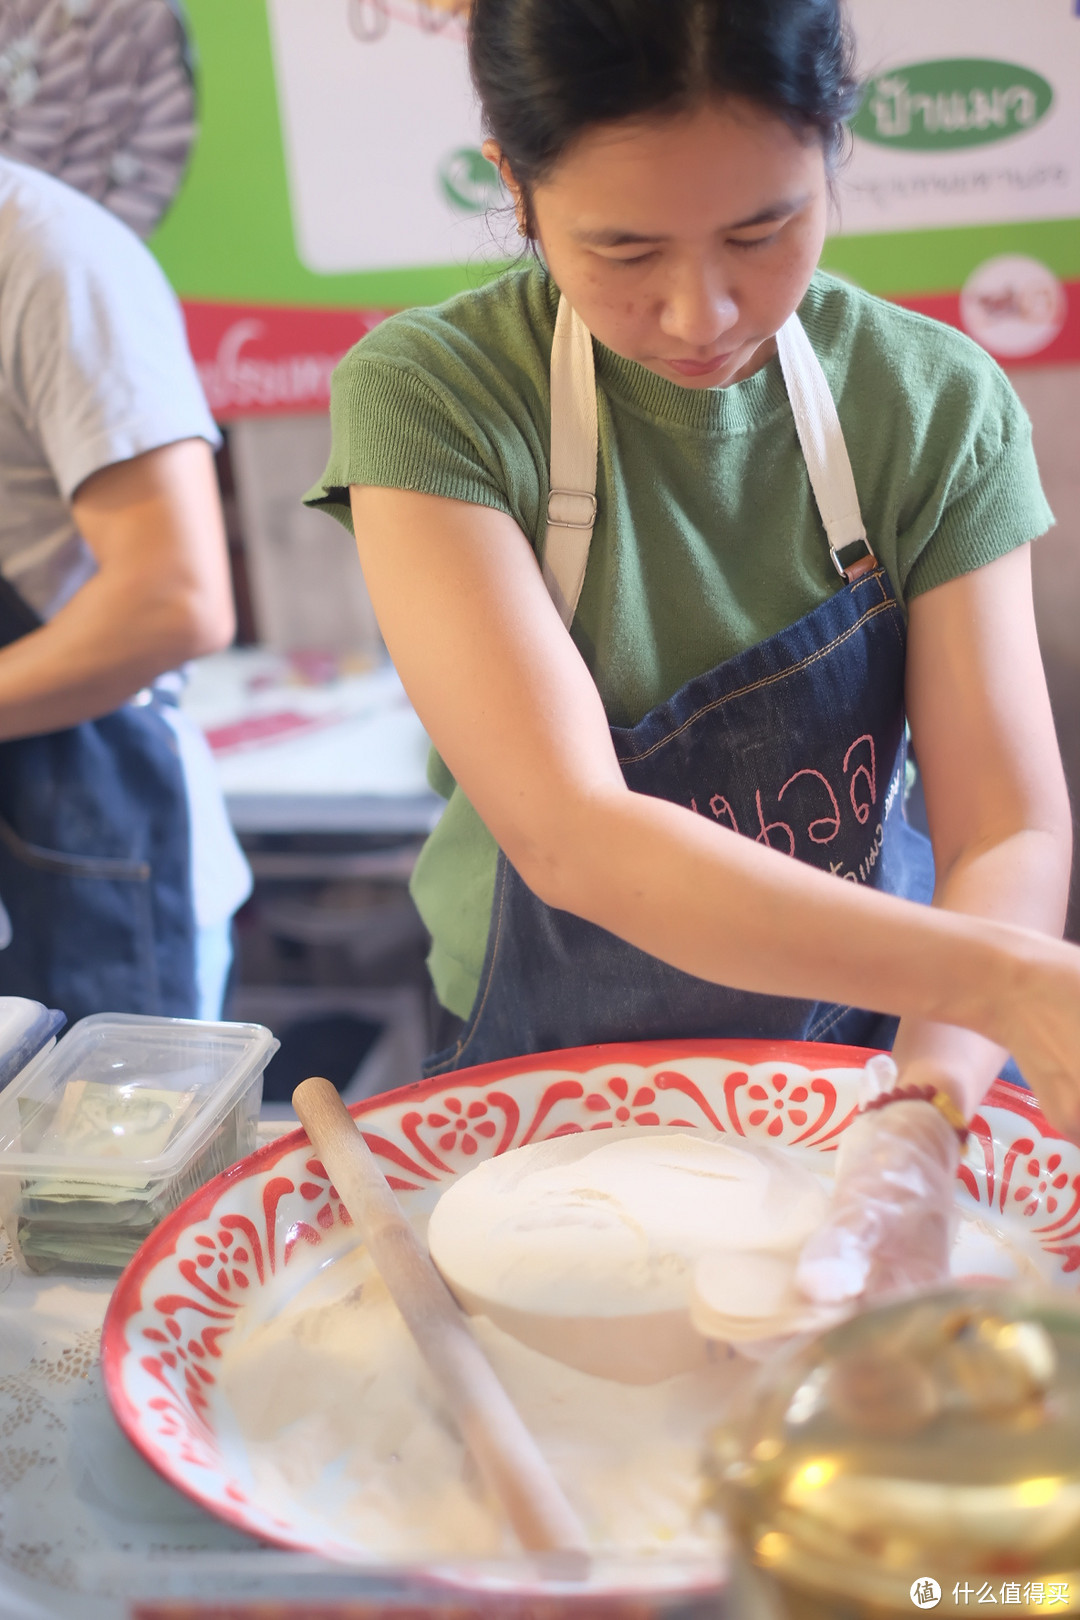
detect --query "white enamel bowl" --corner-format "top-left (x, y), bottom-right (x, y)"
top-left (102, 1039), bottom-right (1078, 1579)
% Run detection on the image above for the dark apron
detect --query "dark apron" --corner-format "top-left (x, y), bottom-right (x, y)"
top-left (0, 575), bottom-right (197, 1023)
top-left (425, 563), bottom-right (935, 1075)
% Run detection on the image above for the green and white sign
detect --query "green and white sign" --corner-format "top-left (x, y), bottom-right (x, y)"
top-left (836, 0), bottom-right (1080, 237)
top-left (439, 147), bottom-right (501, 213)
top-left (140, 0), bottom-right (1078, 416)
top-left (852, 59), bottom-right (1053, 152)
top-left (264, 0), bottom-right (497, 275)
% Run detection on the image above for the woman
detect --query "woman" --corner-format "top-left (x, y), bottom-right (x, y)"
top-left (308, 0), bottom-right (1080, 1301)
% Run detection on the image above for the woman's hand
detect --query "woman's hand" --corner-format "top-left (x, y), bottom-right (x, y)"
top-left (796, 1091), bottom-right (961, 1306)
top-left (796, 950), bottom-right (1080, 1315)
top-left (984, 929), bottom-right (1080, 1142)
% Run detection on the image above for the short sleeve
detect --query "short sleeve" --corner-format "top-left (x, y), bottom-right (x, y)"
top-left (304, 274), bottom-right (554, 553)
top-left (0, 177), bottom-right (219, 499)
top-left (900, 368), bottom-right (1053, 599)
top-left (308, 352), bottom-right (517, 533)
top-left (802, 279), bottom-right (1055, 610)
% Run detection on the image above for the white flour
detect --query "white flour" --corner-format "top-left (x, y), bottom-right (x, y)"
top-left (216, 1132), bottom-right (1046, 1561)
top-left (219, 1241), bottom-right (752, 1558)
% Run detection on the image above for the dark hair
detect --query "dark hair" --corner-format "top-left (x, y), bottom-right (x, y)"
top-left (469, 0), bottom-right (859, 214)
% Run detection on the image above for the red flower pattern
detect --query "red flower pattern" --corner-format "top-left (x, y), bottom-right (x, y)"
top-left (745, 1071), bottom-right (811, 1138)
top-left (298, 1157), bottom-right (353, 1231)
top-left (142, 1313), bottom-right (219, 1409)
top-left (424, 1095), bottom-right (499, 1157)
top-left (1012, 1153), bottom-right (1070, 1218)
top-left (192, 1225), bottom-right (253, 1294)
top-left (582, 1074), bottom-right (661, 1127)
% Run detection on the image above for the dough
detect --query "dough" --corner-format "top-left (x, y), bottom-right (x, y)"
top-left (429, 1126), bottom-right (827, 1316)
top-left (426, 1126), bottom-right (828, 1378)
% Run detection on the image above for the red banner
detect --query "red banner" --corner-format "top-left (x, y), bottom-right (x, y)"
top-left (182, 302), bottom-right (391, 420)
top-left (892, 277), bottom-right (1080, 368)
top-left (182, 277), bottom-right (1079, 422)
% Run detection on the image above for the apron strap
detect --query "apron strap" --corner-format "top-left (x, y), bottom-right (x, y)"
top-left (541, 294), bottom-right (879, 628)
top-left (775, 313), bottom-right (879, 583)
top-left (542, 295), bottom-right (598, 628)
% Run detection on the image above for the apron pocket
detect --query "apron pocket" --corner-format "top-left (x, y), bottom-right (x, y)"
top-left (0, 811), bottom-right (160, 1019)
top-left (0, 812), bottom-right (150, 881)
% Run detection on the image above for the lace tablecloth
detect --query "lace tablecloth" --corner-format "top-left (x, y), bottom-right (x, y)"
top-left (0, 1126), bottom-right (404, 1619)
top-left (0, 1118), bottom-right (318, 1620)
top-left (0, 1225), bottom-right (266, 1618)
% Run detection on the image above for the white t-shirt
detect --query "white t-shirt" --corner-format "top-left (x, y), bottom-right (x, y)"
top-left (0, 157), bottom-right (250, 929)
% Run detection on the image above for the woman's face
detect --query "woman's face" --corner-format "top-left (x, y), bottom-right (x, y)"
top-left (489, 98), bottom-right (829, 390)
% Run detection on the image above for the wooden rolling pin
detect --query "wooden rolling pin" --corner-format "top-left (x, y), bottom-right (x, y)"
top-left (291, 1076), bottom-right (590, 1577)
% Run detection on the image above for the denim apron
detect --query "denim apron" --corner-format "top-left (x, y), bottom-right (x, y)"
top-left (425, 300), bottom-right (935, 1075)
top-left (0, 574), bottom-right (197, 1023)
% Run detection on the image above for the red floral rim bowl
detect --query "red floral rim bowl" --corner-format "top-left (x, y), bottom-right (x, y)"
top-left (102, 1040), bottom-right (1076, 1587)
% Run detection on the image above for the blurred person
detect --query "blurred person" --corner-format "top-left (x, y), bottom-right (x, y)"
top-left (0, 155), bottom-right (251, 1024)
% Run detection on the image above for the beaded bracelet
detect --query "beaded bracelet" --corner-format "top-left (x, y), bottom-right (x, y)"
top-left (861, 1082), bottom-right (970, 1148)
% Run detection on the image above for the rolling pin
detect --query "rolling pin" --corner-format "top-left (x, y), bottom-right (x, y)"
top-left (291, 1076), bottom-right (590, 1577)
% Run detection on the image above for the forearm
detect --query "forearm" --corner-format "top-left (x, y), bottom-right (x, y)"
top-left (529, 785), bottom-right (1026, 1044)
top-left (0, 561), bottom-right (222, 740)
top-left (0, 440), bottom-right (235, 740)
top-left (891, 826), bottom-right (1071, 1116)
top-left (0, 576), bottom-right (185, 738)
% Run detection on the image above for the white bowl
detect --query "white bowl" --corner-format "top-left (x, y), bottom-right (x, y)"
top-left (102, 1038), bottom-right (1076, 1581)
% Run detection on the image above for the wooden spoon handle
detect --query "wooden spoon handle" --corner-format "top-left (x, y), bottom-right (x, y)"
top-left (292, 1076), bottom-right (589, 1570)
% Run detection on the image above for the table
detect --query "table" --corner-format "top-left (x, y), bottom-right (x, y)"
top-left (179, 650), bottom-right (443, 838)
top-left (0, 1131), bottom-right (311, 1620)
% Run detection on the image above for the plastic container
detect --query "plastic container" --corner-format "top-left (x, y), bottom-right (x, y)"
top-left (0, 1014), bottom-right (278, 1276)
top-left (0, 996), bottom-right (66, 1091)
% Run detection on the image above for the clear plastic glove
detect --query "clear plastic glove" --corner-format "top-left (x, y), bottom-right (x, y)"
top-left (796, 1060), bottom-right (961, 1306)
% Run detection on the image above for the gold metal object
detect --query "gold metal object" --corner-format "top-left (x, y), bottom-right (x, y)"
top-left (924, 1086), bottom-right (970, 1143)
top-left (708, 1286), bottom-right (1080, 1615)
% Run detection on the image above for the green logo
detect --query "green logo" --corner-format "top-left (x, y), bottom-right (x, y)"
top-left (438, 147), bottom-right (501, 213)
top-left (851, 58), bottom-right (1053, 150)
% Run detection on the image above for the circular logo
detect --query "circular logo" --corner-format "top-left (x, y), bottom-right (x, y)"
top-left (910, 1577), bottom-right (942, 1609)
top-left (438, 147), bottom-right (501, 213)
top-left (960, 254), bottom-right (1067, 358)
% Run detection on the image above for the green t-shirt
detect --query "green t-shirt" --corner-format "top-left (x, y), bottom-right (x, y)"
top-left (306, 263), bottom-right (1053, 1020)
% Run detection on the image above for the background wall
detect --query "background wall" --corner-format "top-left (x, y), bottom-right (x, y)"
top-left (147, 0), bottom-right (1080, 412)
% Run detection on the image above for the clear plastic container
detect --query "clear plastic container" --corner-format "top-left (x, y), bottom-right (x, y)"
top-left (0, 996), bottom-right (65, 1090)
top-left (0, 1014), bottom-right (278, 1276)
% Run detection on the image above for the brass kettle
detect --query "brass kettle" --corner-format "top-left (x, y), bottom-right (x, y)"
top-left (709, 1287), bottom-right (1080, 1617)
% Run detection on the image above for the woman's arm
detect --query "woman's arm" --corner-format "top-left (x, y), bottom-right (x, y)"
top-left (799, 547), bottom-right (1071, 1303)
top-left (892, 545), bottom-right (1072, 1117)
top-left (350, 486), bottom-right (1080, 1134)
top-left (0, 439), bottom-right (235, 740)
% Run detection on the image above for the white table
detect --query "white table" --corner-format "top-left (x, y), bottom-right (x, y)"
top-left (180, 650), bottom-right (443, 837)
top-left (0, 1132), bottom-right (288, 1620)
